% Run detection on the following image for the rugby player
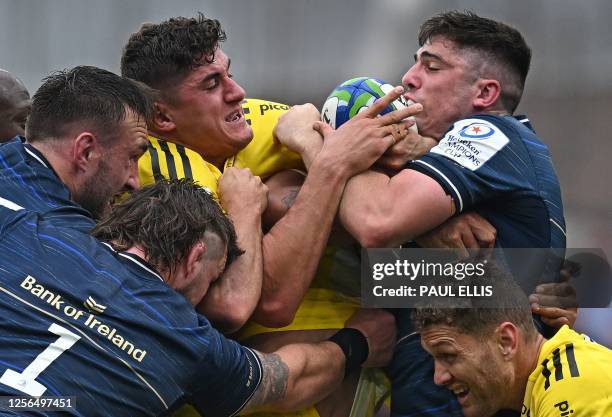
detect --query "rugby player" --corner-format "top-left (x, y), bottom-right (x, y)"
top-left (413, 263), bottom-right (612, 417)
top-left (0, 66), bottom-right (396, 416)
top-left (0, 69), bottom-right (31, 142)
top-left (121, 15), bottom-right (415, 340)
top-left (120, 13), bottom-right (521, 417)
top-left (276, 10), bottom-right (569, 417)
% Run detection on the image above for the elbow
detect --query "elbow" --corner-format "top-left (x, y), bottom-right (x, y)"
top-left (252, 297), bottom-right (297, 328)
top-left (199, 303), bottom-right (253, 335)
top-left (219, 311), bottom-right (251, 335)
top-left (352, 216), bottom-right (396, 248)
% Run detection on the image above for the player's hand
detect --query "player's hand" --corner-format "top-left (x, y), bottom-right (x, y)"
top-left (530, 266), bottom-right (578, 328)
top-left (274, 103), bottom-right (323, 157)
top-left (313, 86), bottom-right (423, 177)
top-left (344, 308), bottom-right (396, 368)
top-left (374, 129), bottom-right (437, 175)
top-left (414, 212), bottom-right (497, 257)
top-left (218, 167), bottom-right (269, 216)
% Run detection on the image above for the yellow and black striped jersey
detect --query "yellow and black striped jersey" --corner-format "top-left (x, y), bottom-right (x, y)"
top-left (138, 98), bottom-right (305, 195)
top-left (138, 98), bottom-right (381, 417)
top-left (522, 325), bottom-right (612, 417)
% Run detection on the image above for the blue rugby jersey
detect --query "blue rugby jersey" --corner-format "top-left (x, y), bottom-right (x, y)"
top-left (408, 114), bottom-right (566, 249)
top-left (0, 139), bottom-right (262, 417)
top-left (390, 115), bottom-right (567, 417)
top-left (0, 138), bottom-right (82, 214)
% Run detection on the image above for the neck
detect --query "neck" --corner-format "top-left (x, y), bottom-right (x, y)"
top-left (508, 333), bottom-right (547, 410)
top-left (486, 109), bottom-right (511, 116)
top-left (124, 245), bottom-right (146, 259)
top-left (124, 245), bottom-right (171, 283)
top-left (28, 140), bottom-right (78, 196)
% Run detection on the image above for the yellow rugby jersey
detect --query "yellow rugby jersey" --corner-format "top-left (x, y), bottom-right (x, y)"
top-left (138, 97), bottom-right (360, 338)
top-left (522, 325), bottom-right (612, 417)
top-left (138, 99), bottom-right (383, 417)
top-left (138, 98), bottom-right (304, 194)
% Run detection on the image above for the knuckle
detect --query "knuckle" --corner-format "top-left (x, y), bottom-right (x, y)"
top-left (448, 232), bottom-right (460, 241)
top-left (305, 103), bottom-right (317, 112)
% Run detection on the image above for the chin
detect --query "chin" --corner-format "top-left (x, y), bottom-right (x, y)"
top-left (464, 404), bottom-right (497, 417)
top-left (232, 125), bottom-right (254, 150)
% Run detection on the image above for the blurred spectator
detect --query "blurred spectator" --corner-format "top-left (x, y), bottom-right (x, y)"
top-left (0, 69), bottom-right (30, 142)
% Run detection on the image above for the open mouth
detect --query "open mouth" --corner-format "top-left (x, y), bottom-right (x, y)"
top-left (225, 109), bottom-right (244, 123)
top-left (452, 387), bottom-right (470, 404)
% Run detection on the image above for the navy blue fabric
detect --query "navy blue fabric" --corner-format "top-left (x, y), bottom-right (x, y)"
top-left (408, 114), bottom-right (565, 249)
top-left (0, 139), bottom-right (261, 417)
top-left (390, 115), bottom-right (565, 417)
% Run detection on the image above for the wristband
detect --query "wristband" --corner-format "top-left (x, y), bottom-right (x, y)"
top-left (327, 328), bottom-right (369, 377)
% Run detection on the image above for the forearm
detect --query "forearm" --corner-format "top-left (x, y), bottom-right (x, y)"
top-left (299, 138), bottom-right (324, 171)
top-left (198, 210), bottom-right (263, 334)
top-left (242, 342), bottom-right (345, 414)
top-left (252, 156), bottom-right (349, 327)
top-left (338, 170), bottom-right (396, 247)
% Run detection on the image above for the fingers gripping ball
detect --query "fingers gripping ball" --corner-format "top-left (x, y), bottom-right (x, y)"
top-left (321, 77), bottom-right (418, 132)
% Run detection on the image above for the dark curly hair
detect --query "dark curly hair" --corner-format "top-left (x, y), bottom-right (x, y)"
top-left (419, 10), bottom-right (531, 113)
top-left (92, 179), bottom-right (243, 275)
top-left (121, 13), bottom-right (226, 91)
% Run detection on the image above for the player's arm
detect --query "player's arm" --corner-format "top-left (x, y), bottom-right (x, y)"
top-left (252, 90), bottom-right (416, 327)
top-left (191, 309), bottom-right (394, 417)
top-left (337, 167), bottom-right (455, 247)
top-left (197, 168), bottom-right (267, 334)
top-left (241, 308), bottom-right (395, 414)
top-left (275, 93), bottom-right (453, 248)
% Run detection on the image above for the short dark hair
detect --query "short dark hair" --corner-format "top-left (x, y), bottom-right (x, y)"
top-left (121, 13), bottom-right (226, 90)
top-left (91, 179), bottom-right (243, 274)
top-left (26, 65), bottom-right (153, 143)
top-left (419, 10), bottom-right (531, 113)
top-left (412, 260), bottom-right (538, 340)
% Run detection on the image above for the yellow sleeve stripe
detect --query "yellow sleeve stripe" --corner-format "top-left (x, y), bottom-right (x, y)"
top-left (146, 138), bottom-right (194, 180)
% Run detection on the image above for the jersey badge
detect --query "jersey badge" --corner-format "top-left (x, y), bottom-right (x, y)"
top-left (431, 118), bottom-right (510, 171)
top-left (458, 122), bottom-right (495, 139)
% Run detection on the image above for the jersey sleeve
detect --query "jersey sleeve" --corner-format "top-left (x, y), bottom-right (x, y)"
top-left (231, 99), bottom-right (305, 177)
top-left (187, 324), bottom-right (262, 417)
top-left (528, 329), bottom-right (612, 417)
top-left (407, 116), bottom-right (525, 213)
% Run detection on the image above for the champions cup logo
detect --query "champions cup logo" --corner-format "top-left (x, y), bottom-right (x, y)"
top-left (459, 122), bottom-right (494, 139)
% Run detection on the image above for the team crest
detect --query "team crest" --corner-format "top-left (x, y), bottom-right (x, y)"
top-left (459, 122), bottom-right (495, 139)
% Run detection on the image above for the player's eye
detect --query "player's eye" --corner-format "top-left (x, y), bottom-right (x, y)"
top-left (440, 353), bottom-right (456, 363)
top-left (424, 62), bottom-right (440, 71)
top-left (203, 77), bottom-right (220, 90)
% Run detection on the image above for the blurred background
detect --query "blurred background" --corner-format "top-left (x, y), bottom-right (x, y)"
top-left (1, 0), bottom-right (610, 341)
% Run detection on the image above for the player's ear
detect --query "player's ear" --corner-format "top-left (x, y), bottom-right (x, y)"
top-left (72, 131), bottom-right (101, 173)
top-left (184, 241), bottom-right (206, 283)
top-left (152, 100), bottom-right (177, 133)
top-left (496, 322), bottom-right (519, 360)
top-left (473, 79), bottom-right (501, 110)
